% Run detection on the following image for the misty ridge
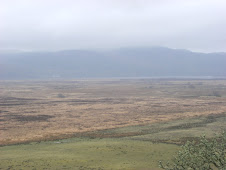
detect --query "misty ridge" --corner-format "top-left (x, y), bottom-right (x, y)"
top-left (0, 46), bottom-right (226, 80)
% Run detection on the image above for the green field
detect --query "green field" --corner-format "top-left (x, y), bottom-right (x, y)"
top-left (1, 114), bottom-right (225, 170)
top-left (0, 138), bottom-right (179, 170)
top-left (73, 113), bottom-right (226, 145)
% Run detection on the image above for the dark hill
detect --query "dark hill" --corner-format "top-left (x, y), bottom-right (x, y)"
top-left (0, 47), bottom-right (226, 79)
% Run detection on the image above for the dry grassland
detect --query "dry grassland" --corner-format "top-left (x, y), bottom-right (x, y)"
top-left (0, 79), bottom-right (226, 145)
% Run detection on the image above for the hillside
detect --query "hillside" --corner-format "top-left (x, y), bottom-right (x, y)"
top-left (0, 47), bottom-right (226, 79)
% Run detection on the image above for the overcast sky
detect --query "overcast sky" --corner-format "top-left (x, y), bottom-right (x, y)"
top-left (0, 0), bottom-right (225, 52)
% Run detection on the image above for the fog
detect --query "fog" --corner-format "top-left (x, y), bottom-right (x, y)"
top-left (0, 0), bottom-right (225, 52)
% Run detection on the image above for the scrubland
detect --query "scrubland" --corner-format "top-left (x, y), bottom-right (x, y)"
top-left (0, 79), bottom-right (225, 169)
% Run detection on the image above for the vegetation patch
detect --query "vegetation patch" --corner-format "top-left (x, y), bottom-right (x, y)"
top-left (0, 138), bottom-right (179, 170)
top-left (159, 132), bottom-right (226, 169)
top-left (3, 114), bottom-right (54, 122)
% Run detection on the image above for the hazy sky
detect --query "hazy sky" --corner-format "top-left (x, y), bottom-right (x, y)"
top-left (0, 0), bottom-right (225, 52)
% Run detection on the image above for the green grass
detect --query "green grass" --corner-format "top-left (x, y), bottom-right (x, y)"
top-left (126, 114), bottom-right (226, 144)
top-left (80, 113), bottom-right (226, 144)
top-left (1, 114), bottom-right (225, 170)
top-left (0, 138), bottom-right (179, 170)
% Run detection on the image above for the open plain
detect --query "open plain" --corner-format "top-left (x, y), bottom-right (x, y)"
top-left (1, 79), bottom-right (226, 146)
top-left (0, 79), bottom-right (226, 169)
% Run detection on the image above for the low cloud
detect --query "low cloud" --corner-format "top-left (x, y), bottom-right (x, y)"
top-left (0, 0), bottom-right (225, 52)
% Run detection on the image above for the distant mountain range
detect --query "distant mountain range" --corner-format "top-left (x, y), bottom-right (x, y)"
top-left (0, 47), bottom-right (226, 79)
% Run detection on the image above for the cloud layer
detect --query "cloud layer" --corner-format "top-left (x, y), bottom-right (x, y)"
top-left (0, 0), bottom-right (225, 52)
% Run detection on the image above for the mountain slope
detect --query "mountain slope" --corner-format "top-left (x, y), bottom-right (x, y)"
top-left (0, 47), bottom-right (226, 79)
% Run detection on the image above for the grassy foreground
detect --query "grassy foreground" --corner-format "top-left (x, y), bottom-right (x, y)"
top-left (1, 114), bottom-right (225, 169)
top-left (0, 138), bottom-right (179, 170)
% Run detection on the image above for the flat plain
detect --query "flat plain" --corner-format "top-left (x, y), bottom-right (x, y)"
top-left (0, 79), bottom-right (226, 169)
top-left (0, 79), bottom-right (226, 145)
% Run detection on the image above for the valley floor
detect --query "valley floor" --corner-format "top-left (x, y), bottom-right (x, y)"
top-left (0, 79), bottom-right (225, 169)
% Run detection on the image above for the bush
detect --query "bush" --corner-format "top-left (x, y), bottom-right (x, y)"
top-left (159, 132), bottom-right (226, 170)
top-left (57, 93), bottom-right (65, 98)
top-left (212, 91), bottom-right (222, 97)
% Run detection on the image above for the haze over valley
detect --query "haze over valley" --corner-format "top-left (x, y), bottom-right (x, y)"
top-left (1, 0), bottom-right (226, 169)
top-left (1, 47), bottom-right (226, 79)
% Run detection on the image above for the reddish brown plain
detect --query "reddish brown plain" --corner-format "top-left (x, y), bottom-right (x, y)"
top-left (0, 79), bottom-right (226, 145)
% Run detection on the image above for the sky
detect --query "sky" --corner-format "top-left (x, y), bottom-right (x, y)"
top-left (0, 0), bottom-right (225, 52)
